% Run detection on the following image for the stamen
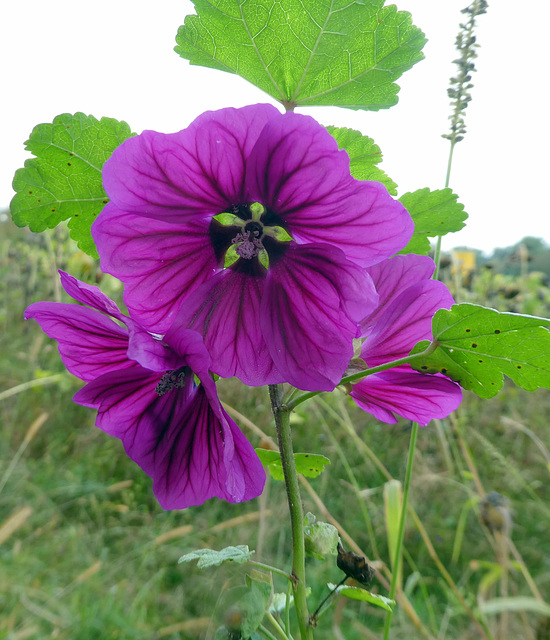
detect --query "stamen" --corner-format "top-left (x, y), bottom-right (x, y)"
top-left (232, 230), bottom-right (264, 259)
top-left (155, 368), bottom-right (189, 396)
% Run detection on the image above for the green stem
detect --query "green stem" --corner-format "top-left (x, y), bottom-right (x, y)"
top-left (383, 422), bottom-right (419, 640)
top-left (269, 384), bottom-right (313, 640)
top-left (259, 623), bottom-right (282, 640)
top-left (287, 342), bottom-right (439, 412)
top-left (265, 612), bottom-right (292, 640)
top-left (247, 560), bottom-right (294, 582)
top-left (433, 140), bottom-right (456, 280)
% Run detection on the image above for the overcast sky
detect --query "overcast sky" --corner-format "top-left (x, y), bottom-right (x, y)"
top-left (3, 0), bottom-right (548, 254)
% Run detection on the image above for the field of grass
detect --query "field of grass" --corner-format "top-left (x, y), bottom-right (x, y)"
top-left (1, 221), bottom-right (549, 640)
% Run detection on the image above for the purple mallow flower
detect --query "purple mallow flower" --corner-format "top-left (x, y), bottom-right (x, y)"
top-left (92, 104), bottom-right (414, 392)
top-left (350, 255), bottom-right (463, 426)
top-left (25, 271), bottom-right (265, 509)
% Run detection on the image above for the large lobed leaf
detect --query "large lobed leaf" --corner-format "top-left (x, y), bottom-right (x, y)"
top-left (11, 113), bottom-right (134, 258)
top-left (398, 187), bottom-right (468, 255)
top-left (326, 126), bottom-right (397, 194)
top-left (175, 0), bottom-right (427, 111)
top-left (410, 304), bottom-right (550, 398)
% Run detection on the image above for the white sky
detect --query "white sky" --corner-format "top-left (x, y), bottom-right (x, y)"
top-left (2, 0), bottom-right (548, 254)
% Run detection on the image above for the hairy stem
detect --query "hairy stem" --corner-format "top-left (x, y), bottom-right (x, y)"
top-left (269, 384), bottom-right (313, 639)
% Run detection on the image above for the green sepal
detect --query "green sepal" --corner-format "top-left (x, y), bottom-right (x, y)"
top-left (175, 0), bottom-right (426, 111)
top-left (223, 244), bottom-right (240, 268)
top-left (255, 449), bottom-right (330, 481)
top-left (326, 126), bottom-right (397, 194)
top-left (178, 545), bottom-right (254, 568)
top-left (410, 304), bottom-right (550, 398)
top-left (213, 211), bottom-right (242, 227)
top-left (10, 113), bottom-right (134, 258)
top-left (398, 187), bottom-right (468, 255)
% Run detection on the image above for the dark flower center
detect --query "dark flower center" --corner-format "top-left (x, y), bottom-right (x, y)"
top-left (155, 366), bottom-right (191, 396)
top-left (210, 202), bottom-right (292, 270)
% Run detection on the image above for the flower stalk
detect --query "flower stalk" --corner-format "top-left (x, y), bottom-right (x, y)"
top-left (269, 383), bottom-right (313, 640)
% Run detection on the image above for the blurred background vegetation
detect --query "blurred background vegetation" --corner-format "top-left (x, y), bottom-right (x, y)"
top-left (1, 213), bottom-right (549, 640)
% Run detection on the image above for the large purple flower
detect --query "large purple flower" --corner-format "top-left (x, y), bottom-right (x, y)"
top-left (92, 104), bottom-right (414, 391)
top-left (25, 271), bottom-right (265, 509)
top-left (350, 255), bottom-right (463, 426)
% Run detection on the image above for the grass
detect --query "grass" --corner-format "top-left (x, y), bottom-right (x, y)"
top-left (1, 220), bottom-right (550, 639)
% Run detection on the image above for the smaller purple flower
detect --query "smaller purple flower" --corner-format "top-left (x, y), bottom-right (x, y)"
top-left (350, 255), bottom-right (463, 426)
top-left (24, 271), bottom-right (265, 509)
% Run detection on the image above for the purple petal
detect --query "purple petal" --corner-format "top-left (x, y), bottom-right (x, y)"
top-left (361, 255), bottom-right (436, 334)
top-left (246, 112), bottom-right (413, 266)
top-left (25, 301), bottom-right (132, 381)
top-left (75, 367), bottom-right (265, 508)
top-left (170, 265), bottom-right (282, 386)
top-left (261, 243), bottom-right (378, 391)
top-left (60, 271), bottom-right (182, 374)
top-left (362, 280), bottom-right (454, 366)
top-left (92, 204), bottom-right (216, 333)
top-left (351, 369), bottom-right (463, 426)
top-left (103, 104), bottom-right (280, 222)
top-left (59, 270), bottom-right (126, 322)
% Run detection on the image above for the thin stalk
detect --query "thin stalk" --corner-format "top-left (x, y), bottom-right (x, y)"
top-left (259, 622), bottom-right (282, 640)
top-left (287, 342), bottom-right (439, 412)
top-left (433, 141), bottom-right (456, 279)
top-left (269, 384), bottom-right (313, 640)
top-left (383, 423), bottom-right (419, 639)
top-left (247, 560), bottom-right (293, 583)
top-left (310, 576), bottom-right (347, 623)
top-left (265, 612), bottom-right (292, 640)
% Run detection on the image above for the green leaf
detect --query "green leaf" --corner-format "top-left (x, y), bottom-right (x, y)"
top-left (410, 304), bottom-right (550, 398)
top-left (326, 126), bottom-right (397, 194)
top-left (327, 583), bottom-right (395, 611)
top-left (239, 579), bottom-right (272, 638)
top-left (304, 512), bottom-right (339, 560)
top-left (10, 113), bottom-right (134, 258)
top-left (178, 545), bottom-right (254, 568)
top-left (255, 449), bottom-right (330, 481)
top-left (175, 0), bottom-right (426, 111)
top-left (398, 188), bottom-right (468, 255)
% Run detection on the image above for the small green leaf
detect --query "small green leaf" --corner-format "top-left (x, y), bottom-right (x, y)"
top-left (304, 512), bottom-right (339, 560)
top-left (410, 304), bottom-right (550, 398)
top-left (327, 583), bottom-right (395, 611)
top-left (178, 545), bottom-right (254, 568)
top-left (10, 113), bottom-right (134, 258)
top-left (255, 449), bottom-right (330, 481)
top-left (398, 188), bottom-right (468, 255)
top-left (326, 126), bottom-right (397, 194)
top-left (175, 0), bottom-right (426, 111)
